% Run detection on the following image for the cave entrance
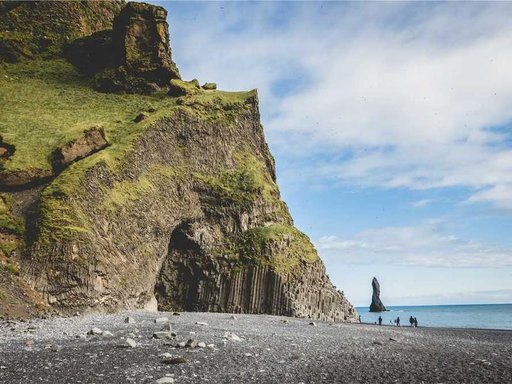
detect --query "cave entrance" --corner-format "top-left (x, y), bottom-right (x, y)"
top-left (154, 222), bottom-right (206, 312)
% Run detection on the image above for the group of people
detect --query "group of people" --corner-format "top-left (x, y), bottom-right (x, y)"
top-left (375, 315), bottom-right (418, 327)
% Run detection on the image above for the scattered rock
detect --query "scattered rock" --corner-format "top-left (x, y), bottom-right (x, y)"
top-left (88, 327), bottom-right (103, 336)
top-left (309, 322), bottom-right (317, 326)
top-left (198, 342), bottom-right (206, 348)
top-left (202, 82), bottom-right (217, 90)
top-left (155, 378), bottom-right (175, 384)
top-left (230, 315), bottom-right (237, 320)
top-left (373, 341), bottom-right (383, 346)
top-left (102, 331), bottom-right (114, 337)
top-left (134, 113), bottom-right (148, 123)
top-left (124, 317), bottom-right (136, 324)
top-left (159, 353), bottom-right (173, 358)
top-left (120, 338), bottom-right (137, 348)
top-left (167, 79), bottom-right (201, 97)
top-left (186, 339), bottom-right (198, 348)
top-left (195, 321), bottom-right (208, 326)
top-left (389, 338), bottom-right (398, 342)
top-left (153, 332), bottom-right (173, 340)
top-left (224, 332), bottom-right (242, 342)
top-left (160, 323), bottom-right (172, 332)
top-left (51, 127), bottom-right (109, 173)
top-left (207, 344), bottom-right (215, 349)
top-left (172, 312), bottom-right (181, 316)
top-left (176, 341), bottom-right (186, 348)
top-left (154, 317), bottom-right (169, 323)
top-left (162, 357), bottom-right (187, 365)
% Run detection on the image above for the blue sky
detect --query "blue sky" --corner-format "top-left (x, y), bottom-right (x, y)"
top-left (152, 1), bottom-right (512, 307)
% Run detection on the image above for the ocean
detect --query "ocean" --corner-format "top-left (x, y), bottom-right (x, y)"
top-left (355, 304), bottom-right (512, 330)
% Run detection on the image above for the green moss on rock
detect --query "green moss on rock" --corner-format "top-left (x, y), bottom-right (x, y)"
top-left (237, 224), bottom-right (319, 274)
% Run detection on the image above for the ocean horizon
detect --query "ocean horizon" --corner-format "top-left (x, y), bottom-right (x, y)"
top-left (355, 303), bottom-right (512, 330)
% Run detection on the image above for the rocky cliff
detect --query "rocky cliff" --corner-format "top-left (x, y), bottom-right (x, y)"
top-left (0, 1), bottom-right (357, 322)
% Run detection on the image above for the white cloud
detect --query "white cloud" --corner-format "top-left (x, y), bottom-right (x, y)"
top-left (467, 184), bottom-right (512, 211)
top-left (410, 199), bottom-right (433, 207)
top-left (316, 224), bottom-right (512, 268)
top-left (165, 2), bottom-right (512, 211)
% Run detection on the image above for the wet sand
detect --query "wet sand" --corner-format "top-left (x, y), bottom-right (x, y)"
top-left (1, 311), bottom-right (511, 383)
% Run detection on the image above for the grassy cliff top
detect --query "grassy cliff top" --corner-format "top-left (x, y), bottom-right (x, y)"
top-left (0, 59), bottom-right (255, 174)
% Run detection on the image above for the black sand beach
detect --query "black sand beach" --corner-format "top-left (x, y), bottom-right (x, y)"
top-left (1, 312), bottom-right (511, 383)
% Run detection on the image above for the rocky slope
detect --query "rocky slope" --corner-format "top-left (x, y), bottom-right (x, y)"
top-left (0, 1), bottom-right (356, 322)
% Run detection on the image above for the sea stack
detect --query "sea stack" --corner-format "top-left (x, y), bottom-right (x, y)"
top-left (369, 277), bottom-right (386, 312)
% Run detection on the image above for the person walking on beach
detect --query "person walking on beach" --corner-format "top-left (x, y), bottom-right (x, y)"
top-left (396, 316), bottom-right (400, 327)
top-left (409, 316), bottom-right (414, 327)
top-left (378, 316), bottom-right (382, 325)
top-left (414, 317), bottom-right (418, 327)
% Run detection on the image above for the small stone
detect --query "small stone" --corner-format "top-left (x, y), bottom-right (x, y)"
top-left (230, 315), bottom-right (237, 320)
top-left (162, 357), bottom-right (187, 365)
top-left (125, 333), bottom-right (136, 338)
top-left (102, 331), bottom-right (114, 337)
top-left (389, 337), bottom-right (398, 342)
top-left (155, 378), bottom-right (174, 384)
top-left (244, 353), bottom-right (253, 357)
top-left (282, 319), bottom-right (289, 323)
top-left (223, 332), bottom-right (242, 342)
top-left (124, 317), bottom-right (136, 324)
top-left (159, 353), bottom-right (173, 358)
top-left (202, 82), bottom-right (217, 90)
top-left (186, 339), bottom-right (198, 348)
top-left (134, 112), bottom-right (148, 123)
top-left (195, 321), bottom-right (208, 326)
top-left (292, 353), bottom-right (305, 360)
top-left (25, 340), bottom-right (34, 347)
top-left (309, 322), bottom-right (317, 326)
top-left (373, 341), bottom-right (383, 346)
top-left (88, 327), bottom-right (103, 336)
top-left (153, 332), bottom-right (172, 340)
top-left (154, 317), bottom-right (169, 323)
top-left (197, 342), bottom-right (206, 348)
top-left (51, 345), bottom-right (62, 352)
top-left (176, 341), bottom-right (186, 348)
top-left (172, 312), bottom-right (181, 316)
top-left (160, 323), bottom-right (172, 332)
top-left (121, 338), bottom-right (137, 348)
top-left (189, 331), bottom-right (196, 335)
top-left (206, 344), bottom-right (215, 349)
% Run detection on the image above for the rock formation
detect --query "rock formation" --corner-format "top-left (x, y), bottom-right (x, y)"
top-left (369, 277), bottom-right (386, 312)
top-left (0, 1), bottom-right (357, 322)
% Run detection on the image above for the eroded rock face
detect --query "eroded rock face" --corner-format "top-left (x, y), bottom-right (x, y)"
top-left (21, 94), bottom-right (357, 322)
top-left (112, 2), bottom-right (180, 84)
top-left (369, 277), bottom-right (386, 312)
top-left (70, 1), bottom-right (182, 94)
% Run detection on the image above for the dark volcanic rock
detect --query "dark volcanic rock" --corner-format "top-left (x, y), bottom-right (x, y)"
top-left (51, 127), bottom-right (109, 173)
top-left (369, 277), bottom-right (386, 312)
top-left (91, 1), bottom-right (181, 94)
top-left (112, 1), bottom-right (180, 84)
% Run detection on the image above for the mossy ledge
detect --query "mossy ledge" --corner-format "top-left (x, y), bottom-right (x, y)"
top-left (0, 0), bottom-right (356, 322)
